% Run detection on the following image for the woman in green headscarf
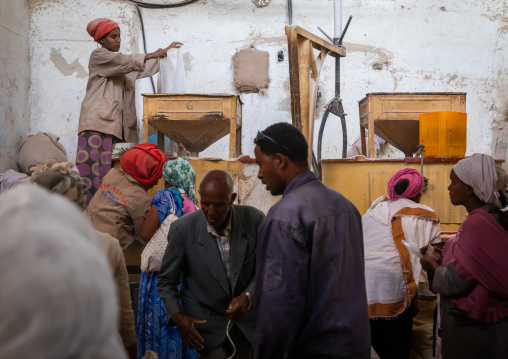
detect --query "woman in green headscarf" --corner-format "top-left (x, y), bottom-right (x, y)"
top-left (137, 157), bottom-right (199, 359)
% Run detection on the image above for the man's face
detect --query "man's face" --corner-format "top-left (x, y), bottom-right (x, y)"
top-left (199, 180), bottom-right (236, 231)
top-left (254, 145), bottom-right (285, 196)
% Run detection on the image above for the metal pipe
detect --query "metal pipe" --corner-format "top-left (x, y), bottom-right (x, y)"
top-left (335, 50), bottom-right (340, 97)
top-left (334, 0), bottom-right (342, 39)
top-left (318, 26), bottom-right (333, 43)
top-left (287, 0), bottom-right (293, 25)
top-left (317, 109), bottom-right (330, 169)
top-left (341, 115), bottom-right (347, 158)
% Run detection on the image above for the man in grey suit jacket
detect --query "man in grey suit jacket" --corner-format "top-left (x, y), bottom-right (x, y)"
top-left (157, 170), bottom-right (264, 359)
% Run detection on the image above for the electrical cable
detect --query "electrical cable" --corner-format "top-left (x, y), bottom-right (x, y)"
top-left (226, 320), bottom-right (236, 359)
top-left (133, 4), bottom-right (156, 93)
top-left (126, 0), bottom-right (199, 8)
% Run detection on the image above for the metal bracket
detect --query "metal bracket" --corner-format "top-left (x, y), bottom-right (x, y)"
top-left (325, 96), bottom-right (346, 118)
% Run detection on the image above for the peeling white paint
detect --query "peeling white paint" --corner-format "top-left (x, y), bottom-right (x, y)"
top-left (0, 0), bottom-right (30, 171)
top-left (2, 0), bottom-right (508, 174)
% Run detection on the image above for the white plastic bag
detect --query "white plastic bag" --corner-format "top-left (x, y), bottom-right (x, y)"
top-left (401, 240), bottom-right (423, 258)
top-left (157, 47), bottom-right (186, 94)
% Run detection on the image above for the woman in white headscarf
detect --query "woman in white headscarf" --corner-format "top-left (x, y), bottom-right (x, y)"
top-left (421, 154), bottom-right (508, 359)
top-left (30, 159), bottom-right (138, 358)
top-left (0, 185), bottom-right (127, 359)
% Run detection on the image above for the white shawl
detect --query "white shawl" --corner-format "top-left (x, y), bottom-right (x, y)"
top-left (362, 196), bottom-right (440, 317)
top-left (0, 185), bottom-right (127, 358)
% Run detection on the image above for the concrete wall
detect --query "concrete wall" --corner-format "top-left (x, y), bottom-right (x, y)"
top-left (27, 0), bottom-right (508, 164)
top-left (0, 0), bottom-right (30, 171)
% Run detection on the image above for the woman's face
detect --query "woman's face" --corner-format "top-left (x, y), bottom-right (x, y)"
top-left (101, 27), bottom-right (121, 52)
top-left (448, 169), bottom-right (471, 206)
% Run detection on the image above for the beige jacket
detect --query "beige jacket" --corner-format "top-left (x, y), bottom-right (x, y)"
top-left (99, 231), bottom-right (137, 348)
top-left (78, 47), bottom-right (159, 143)
top-left (84, 168), bottom-right (152, 250)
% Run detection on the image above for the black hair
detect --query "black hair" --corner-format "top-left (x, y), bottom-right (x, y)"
top-left (394, 178), bottom-right (410, 195)
top-left (254, 122), bottom-right (308, 166)
top-left (499, 189), bottom-right (508, 207)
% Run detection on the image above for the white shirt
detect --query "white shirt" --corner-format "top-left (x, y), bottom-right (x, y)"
top-left (207, 211), bottom-right (232, 280)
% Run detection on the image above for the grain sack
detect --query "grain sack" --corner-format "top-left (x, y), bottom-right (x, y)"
top-left (17, 132), bottom-right (68, 175)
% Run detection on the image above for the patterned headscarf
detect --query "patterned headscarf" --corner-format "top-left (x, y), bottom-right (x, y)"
top-left (30, 160), bottom-right (87, 207)
top-left (86, 18), bottom-right (119, 43)
top-left (387, 168), bottom-right (424, 201)
top-left (121, 144), bottom-right (168, 189)
top-left (162, 157), bottom-right (198, 205)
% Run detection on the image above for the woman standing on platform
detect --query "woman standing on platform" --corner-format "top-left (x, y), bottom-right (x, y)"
top-left (77, 17), bottom-right (182, 206)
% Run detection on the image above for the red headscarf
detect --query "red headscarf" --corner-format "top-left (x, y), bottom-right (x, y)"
top-left (387, 168), bottom-right (424, 200)
top-left (86, 18), bottom-right (119, 43)
top-left (120, 144), bottom-right (167, 189)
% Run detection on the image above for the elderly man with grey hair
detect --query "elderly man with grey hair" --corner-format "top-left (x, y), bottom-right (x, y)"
top-left (157, 169), bottom-right (264, 359)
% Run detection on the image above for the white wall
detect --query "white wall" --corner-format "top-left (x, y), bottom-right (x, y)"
top-left (27, 0), bottom-right (508, 163)
top-left (0, 0), bottom-right (30, 171)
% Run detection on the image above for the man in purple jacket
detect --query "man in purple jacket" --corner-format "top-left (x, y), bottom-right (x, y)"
top-left (253, 123), bottom-right (371, 359)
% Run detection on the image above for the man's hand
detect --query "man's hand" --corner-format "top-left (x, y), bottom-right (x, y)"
top-left (226, 293), bottom-right (250, 322)
top-left (172, 312), bottom-right (206, 350)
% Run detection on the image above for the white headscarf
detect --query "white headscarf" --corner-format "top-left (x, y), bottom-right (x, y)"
top-left (453, 153), bottom-right (507, 208)
top-left (0, 185), bottom-right (127, 359)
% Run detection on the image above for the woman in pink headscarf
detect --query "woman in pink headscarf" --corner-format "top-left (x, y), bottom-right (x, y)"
top-left (362, 168), bottom-right (441, 359)
top-left (77, 18), bottom-right (182, 206)
top-left (421, 154), bottom-right (508, 359)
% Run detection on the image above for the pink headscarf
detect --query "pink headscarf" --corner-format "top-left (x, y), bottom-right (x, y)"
top-left (86, 18), bottom-right (119, 43)
top-left (387, 168), bottom-right (424, 200)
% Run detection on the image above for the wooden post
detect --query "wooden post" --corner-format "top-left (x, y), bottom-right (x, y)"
top-left (285, 26), bottom-right (346, 167)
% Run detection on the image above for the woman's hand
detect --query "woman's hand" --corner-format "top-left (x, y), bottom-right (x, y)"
top-left (145, 42), bottom-right (183, 61)
top-left (420, 255), bottom-right (440, 272)
top-left (167, 41), bottom-right (183, 50)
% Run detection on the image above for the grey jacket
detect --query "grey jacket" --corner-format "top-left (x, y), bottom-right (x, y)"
top-left (157, 205), bottom-right (265, 350)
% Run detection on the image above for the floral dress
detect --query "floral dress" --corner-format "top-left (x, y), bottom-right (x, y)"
top-left (137, 188), bottom-right (199, 359)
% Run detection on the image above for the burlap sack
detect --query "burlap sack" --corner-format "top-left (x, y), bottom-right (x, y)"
top-left (17, 132), bottom-right (68, 175)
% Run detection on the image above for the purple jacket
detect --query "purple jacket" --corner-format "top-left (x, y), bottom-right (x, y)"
top-left (254, 171), bottom-right (371, 359)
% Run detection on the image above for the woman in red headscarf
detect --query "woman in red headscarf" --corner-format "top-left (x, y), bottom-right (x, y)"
top-left (77, 18), bottom-right (182, 206)
top-left (84, 143), bottom-right (168, 251)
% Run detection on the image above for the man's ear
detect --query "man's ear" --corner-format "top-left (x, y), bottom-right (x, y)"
top-left (273, 153), bottom-right (288, 171)
top-left (230, 192), bottom-right (237, 205)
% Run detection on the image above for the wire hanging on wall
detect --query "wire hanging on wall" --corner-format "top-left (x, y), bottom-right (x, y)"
top-left (126, 0), bottom-right (199, 9)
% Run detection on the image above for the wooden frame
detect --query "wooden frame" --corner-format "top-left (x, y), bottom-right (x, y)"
top-left (142, 94), bottom-right (242, 158)
top-left (285, 26), bottom-right (346, 164)
top-left (358, 92), bottom-right (466, 158)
